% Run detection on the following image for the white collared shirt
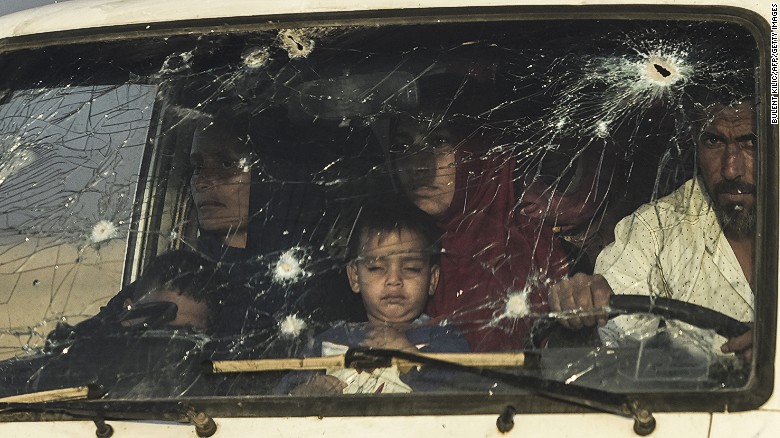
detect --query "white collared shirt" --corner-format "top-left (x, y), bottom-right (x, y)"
top-left (595, 177), bottom-right (753, 354)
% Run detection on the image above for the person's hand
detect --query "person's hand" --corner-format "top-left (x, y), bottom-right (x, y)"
top-left (360, 325), bottom-right (416, 352)
top-left (548, 273), bottom-right (613, 330)
top-left (290, 374), bottom-right (347, 395)
top-left (721, 327), bottom-right (753, 363)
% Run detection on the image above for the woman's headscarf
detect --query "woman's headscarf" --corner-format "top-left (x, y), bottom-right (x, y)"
top-left (426, 139), bottom-right (570, 352)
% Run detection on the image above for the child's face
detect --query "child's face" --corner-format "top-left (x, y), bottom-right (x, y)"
top-left (137, 289), bottom-right (210, 330)
top-left (347, 228), bottom-right (439, 325)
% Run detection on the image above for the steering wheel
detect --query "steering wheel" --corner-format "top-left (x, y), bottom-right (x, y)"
top-left (531, 294), bottom-right (753, 392)
top-left (532, 294), bottom-right (751, 348)
top-left (607, 295), bottom-right (751, 338)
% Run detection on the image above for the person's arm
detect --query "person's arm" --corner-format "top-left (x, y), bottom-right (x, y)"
top-left (47, 281), bottom-right (138, 348)
top-left (274, 325), bottom-right (349, 395)
top-left (359, 325), bottom-right (417, 351)
top-left (287, 373), bottom-right (347, 395)
top-left (548, 273), bottom-right (613, 330)
top-left (721, 325), bottom-right (754, 362)
top-left (548, 210), bottom-right (661, 330)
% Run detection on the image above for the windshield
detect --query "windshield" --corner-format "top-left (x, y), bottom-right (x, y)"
top-left (0, 15), bottom-right (769, 413)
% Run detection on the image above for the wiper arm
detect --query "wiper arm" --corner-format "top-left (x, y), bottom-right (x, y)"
top-left (0, 385), bottom-right (93, 403)
top-left (207, 347), bottom-right (655, 435)
top-left (208, 350), bottom-right (527, 373)
top-left (346, 348), bottom-right (655, 435)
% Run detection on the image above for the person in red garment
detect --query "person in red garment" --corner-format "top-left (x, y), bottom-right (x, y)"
top-left (390, 71), bottom-right (569, 351)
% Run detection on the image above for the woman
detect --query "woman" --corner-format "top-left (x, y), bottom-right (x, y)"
top-left (78, 112), bottom-right (363, 350)
top-left (390, 73), bottom-right (570, 352)
top-left (188, 113), bottom-right (367, 343)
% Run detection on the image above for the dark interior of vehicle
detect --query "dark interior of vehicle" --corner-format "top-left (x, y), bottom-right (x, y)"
top-left (0, 17), bottom-right (765, 413)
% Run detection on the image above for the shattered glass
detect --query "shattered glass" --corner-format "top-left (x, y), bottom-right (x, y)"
top-left (0, 18), bottom-right (762, 405)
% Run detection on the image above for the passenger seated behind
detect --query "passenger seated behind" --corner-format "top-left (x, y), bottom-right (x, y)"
top-left (286, 198), bottom-right (469, 394)
top-left (120, 250), bottom-right (223, 332)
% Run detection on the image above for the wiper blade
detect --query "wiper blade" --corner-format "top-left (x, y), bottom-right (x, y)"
top-left (0, 385), bottom-right (93, 403)
top-left (208, 350), bottom-right (527, 373)
top-left (346, 347), bottom-right (654, 432)
top-left (207, 347), bottom-right (653, 432)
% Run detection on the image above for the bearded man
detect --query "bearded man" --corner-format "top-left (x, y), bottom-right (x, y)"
top-left (548, 100), bottom-right (757, 361)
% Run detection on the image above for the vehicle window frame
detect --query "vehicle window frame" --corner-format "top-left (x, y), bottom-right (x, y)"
top-left (0, 4), bottom-right (775, 420)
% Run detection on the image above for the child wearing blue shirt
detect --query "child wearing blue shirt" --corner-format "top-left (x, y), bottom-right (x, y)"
top-left (286, 198), bottom-right (469, 394)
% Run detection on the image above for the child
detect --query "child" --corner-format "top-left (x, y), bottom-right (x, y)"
top-left (44, 249), bottom-right (226, 351)
top-left (288, 198), bottom-right (469, 394)
top-left (121, 250), bottom-right (223, 332)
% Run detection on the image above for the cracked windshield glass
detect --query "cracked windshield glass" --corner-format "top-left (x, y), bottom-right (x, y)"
top-left (0, 18), bottom-right (760, 400)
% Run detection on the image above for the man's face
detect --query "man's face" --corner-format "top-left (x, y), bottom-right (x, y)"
top-left (696, 103), bottom-right (757, 238)
top-left (347, 228), bottom-right (439, 325)
top-left (391, 116), bottom-right (458, 219)
top-left (190, 128), bottom-right (252, 239)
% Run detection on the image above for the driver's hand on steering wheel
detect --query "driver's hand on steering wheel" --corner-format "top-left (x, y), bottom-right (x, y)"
top-left (721, 325), bottom-right (753, 363)
top-left (548, 273), bottom-right (614, 330)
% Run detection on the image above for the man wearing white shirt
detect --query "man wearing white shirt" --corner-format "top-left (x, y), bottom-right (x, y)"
top-left (548, 100), bottom-right (756, 361)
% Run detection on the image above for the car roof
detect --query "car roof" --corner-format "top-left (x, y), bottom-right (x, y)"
top-left (0, 0), bottom-right (745, 42)
top-left (0, 0), bottom-right (512, 41)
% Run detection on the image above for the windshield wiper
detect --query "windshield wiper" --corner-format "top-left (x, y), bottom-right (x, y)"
top-left (0, 385), bottom-right (93, 403)
top-left (208, 350), bottom-right (527, 373)
top-left (206, 347), bottom-right (656, 435)
top-left (343, 348), bottom-right (655, 434)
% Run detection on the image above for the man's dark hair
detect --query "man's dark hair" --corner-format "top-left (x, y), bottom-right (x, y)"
top-left (347, 196), bottom-right (442, 263)
top-left (678, 25), bottom-right (757, 139)
top-left (684, 93), bottom-right (756, 140)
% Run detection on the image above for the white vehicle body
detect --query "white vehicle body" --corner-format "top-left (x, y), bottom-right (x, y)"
top-left (0, 1), bottom-right (777, 436)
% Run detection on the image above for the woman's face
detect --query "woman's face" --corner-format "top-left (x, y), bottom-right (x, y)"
top-left (391, 116), bottom-right (458, 219)
top-left (190, 127), bottom-right (252, 247)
